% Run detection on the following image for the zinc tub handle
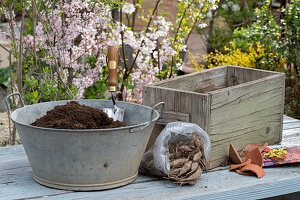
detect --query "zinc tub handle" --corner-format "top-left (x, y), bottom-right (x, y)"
top-left (129, 102), bottom-right (164, 133)
top-left (149, 102), bottom-right (165, 124)
top-left (5, 92), bottom-right (25, 116)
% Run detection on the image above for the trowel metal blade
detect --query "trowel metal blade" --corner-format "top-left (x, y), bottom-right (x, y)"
top-left (103, 105), bottom-right (124, 122)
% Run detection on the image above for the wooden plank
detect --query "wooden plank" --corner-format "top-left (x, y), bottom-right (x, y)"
top-left (228, 65), bottom-right (278, 84)
top-left (209, 104), bottom-right (282, 139)
top-left (226, 66), bottom-right (235, 87)
top-left (279, 73), bottom-right (286, 142)
top-left (146, 66), bottom-right (228, 93)
top-left (227, 65), bottom-right (280, 87)
top-left (173, 90), bottom-right (209, 131)
top-left (191, 93), bottom-right (210, 132)
top-left (0, 157), bottom-right (29, 173)
top-left (0, 150), bottom-right (159, 199)
top-left (209, 134), bottom-right (280, 168)
top-left (149, 65), bottom-right (228, 86)
top-left (182, 177), bottom-right (300, 200)
top-left (281, 127), bottom-right (300, 136)
top-left (142, 85), bottom-right (153, 107)
top-left (143, 86), bottom-right (210, 148)
top-left (0, 166), bottom-right (72, 199)
top-left (143, 86), bottom-right (176, 150)
top-left (145, 124), bottom-right (165, 151)
top-left (156, 111), bottom-right (190, 125)
top-left (279, 128), bottom-right (300, 147)
top-left (0, 145), bottom-right (26, 161)
top-left (210, 78), bottom-right (283, 134)
top-left (208, 116), bottom-right (300, 168)
top-left (283, 122), bottom-right (300, 130)
top-left (144, 84), bottom-right (210, 128)
top-left (174, 90), bottom-right (193, 114)
top-left (278, 118), bottom-right (300, 148)
top-left (143, 86), bottom-right (175, 111)
top-left (208, 74), bottom-right (285, 168)
top-left (13, 165), bottom-right (299, 200)
top-left (283, 115), bottom-right (300, 123)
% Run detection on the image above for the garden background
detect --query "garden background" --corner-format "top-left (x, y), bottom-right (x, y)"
top-left (0, 0), bottom-right (299, 145)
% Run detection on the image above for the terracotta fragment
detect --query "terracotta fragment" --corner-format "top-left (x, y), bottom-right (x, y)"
top-left (240, 143), bottom-right (268, 160)
top-left (235, 169), bottom-right (255, 176)
top-left (230, 159), bottom-right (251, 171)
top-left (240, 164), bottom-right (265, 178)
top-left (229, 143), bottom-right (243, 164)
top-left (243, 148), bottom-right (264, 167)
top-left (228, 144), bottom-right (266, 178)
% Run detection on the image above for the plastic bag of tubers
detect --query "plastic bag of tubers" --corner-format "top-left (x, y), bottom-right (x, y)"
top-left (140, 122), bottom-right (211, 185)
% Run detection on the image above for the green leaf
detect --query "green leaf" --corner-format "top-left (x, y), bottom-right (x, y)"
top-left (0, 66), bottom-right (10, 87)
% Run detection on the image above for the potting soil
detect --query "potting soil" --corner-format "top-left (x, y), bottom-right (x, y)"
top-left (31, 101), bottom-right (125, 129)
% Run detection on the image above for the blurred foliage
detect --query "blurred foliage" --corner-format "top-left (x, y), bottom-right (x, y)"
top-left (196, 0), bottom-right (257, 54)
top-left (232, 0), bottom-right (300, 72)
top-left (0, 66), bottom-right (10, 87)
top-left (23, 64), bottom-right (77, 104)
top-left (207, 27), bottom-right (233, 54)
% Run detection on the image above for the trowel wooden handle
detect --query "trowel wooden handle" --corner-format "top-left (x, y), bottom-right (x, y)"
top-left (107, 46), bottom-right (119, 92)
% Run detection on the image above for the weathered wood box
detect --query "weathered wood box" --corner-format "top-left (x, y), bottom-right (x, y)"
top-left (143, 65), bottom-right (285, 169)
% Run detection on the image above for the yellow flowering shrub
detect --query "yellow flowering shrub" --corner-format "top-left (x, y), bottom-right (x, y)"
top-left (188, 50), bottom-right (206, 71)
top-left (189, 42), bottom-right (286, 72)
top-left (203, 42), bottom-right (265, 68)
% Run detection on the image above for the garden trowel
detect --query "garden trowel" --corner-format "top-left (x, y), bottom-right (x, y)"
top-left (103, 46), bottom-right (124, 122)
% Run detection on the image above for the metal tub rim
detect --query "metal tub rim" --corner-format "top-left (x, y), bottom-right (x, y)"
top-left (8, 98), bottom-right (161, 133)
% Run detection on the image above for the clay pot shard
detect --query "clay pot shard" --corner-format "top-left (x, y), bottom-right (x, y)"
top-left (229, 143), bottom-right (243, 164)
top-left (229, 144), bottom-right (266, 178)
top-left (243, 148), bottom-right (264, 167)
top-left (240, 164), bottom-right (265, 178)
top-left (240, 143), bottom-right (268, 160)
top-left (230, 159), bottom-right (251, 171)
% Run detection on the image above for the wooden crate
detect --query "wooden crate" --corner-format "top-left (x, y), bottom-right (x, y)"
top-left (143, 65), bottom-right (285, 169)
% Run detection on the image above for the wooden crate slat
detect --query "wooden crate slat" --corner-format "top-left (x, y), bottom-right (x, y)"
top-left (154, 66), bottom-right (228, 93)
top-left (190, 93), bottom-right (210, 131)
top-left (227, 65), bottom-right (273, 86)
top-left (156, 111), bottom-right (190, 125)
top-left (143, 86), bottom-right (175, 111)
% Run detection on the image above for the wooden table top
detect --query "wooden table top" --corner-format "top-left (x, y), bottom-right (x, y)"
top-left (0, 116), bottom-right (299, 200)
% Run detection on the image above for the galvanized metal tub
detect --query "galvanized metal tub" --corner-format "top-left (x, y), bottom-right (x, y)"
top-left (6, 93), bottom-right (163, 191)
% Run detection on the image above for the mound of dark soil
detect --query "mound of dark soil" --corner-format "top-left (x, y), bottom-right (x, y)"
top-left (31, 101), bottom-right (125, 129)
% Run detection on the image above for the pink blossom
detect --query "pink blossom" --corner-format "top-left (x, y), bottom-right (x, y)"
top-left (122, 3), bottom-right (135, 14)
top-left (0, 0), bottom-right (218, 101)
